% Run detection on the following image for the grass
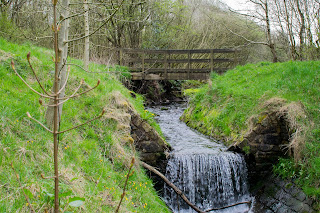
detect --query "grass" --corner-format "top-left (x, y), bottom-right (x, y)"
top-left (0, 37), bottom-right (170, 212)
top-left (182, 61), bottom-right (320, 201)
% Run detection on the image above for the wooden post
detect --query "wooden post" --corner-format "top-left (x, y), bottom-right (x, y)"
top-left (164, 52), bottom-right (168, 80)
top-left (142, 51), bottom-right (145, 79)
top-left (168, 52), bottom-right (171, 74)
top-left (119, 48), bottom-right (123, 66)
top-left (210, 49), bottom-right (214, 73)
top-left (188, 50), bottom-right (191, 80)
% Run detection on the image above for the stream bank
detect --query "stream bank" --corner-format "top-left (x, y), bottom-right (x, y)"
top-left (125, 76), bottom-right (317, 212)
top-left (148, 104), bottom-right (253, 213)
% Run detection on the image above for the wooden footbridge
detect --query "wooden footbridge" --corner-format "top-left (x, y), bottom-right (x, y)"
top-left (119, 48), bottom-right (239, 80)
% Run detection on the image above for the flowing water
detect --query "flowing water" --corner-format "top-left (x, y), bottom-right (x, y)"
top-left (148, 104), bottom-right (254, 213)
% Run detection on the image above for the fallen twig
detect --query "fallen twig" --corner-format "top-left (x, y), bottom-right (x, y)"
top-left (141, 161), bottom-right (253, 213)
top-left (141, 161), bottom-right (206, 213)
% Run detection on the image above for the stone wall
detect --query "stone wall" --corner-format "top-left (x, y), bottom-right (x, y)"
top-left (104, 91), bottom-right (171, 171)
top-left (252, 176), bottom-right (316, 213)
top-left (229, 110), bottom-right (290, 182)
top-left (228, 98), bottom-right (305, 183)
top-left (130, 108), bottom-right (171, 172)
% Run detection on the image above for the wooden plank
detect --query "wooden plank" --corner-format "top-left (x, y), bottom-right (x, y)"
top-left (130, 68), bottom-right (229, 73)
top-left (121, 48), bottom-right (237, 54)
top-left (131, 72), bottom-right (210, 80)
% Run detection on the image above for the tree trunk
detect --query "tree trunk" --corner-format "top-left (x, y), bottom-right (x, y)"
top-left (296, 0), bottom-right (305, 60)
top-left (264, 0), bottom-right (278, 62)
top-left (283, 0), bottom-right (297, 60)
top-left (46, 0), bottom-right (70, 128)
top-left (83, 0), bottom-right (89, 70)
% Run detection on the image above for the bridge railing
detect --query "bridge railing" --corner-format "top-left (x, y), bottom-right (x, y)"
top-left (119, 48), bottom-right (240, 80)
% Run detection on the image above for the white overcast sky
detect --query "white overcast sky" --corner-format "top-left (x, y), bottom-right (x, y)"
top-left (219, 0), bottom-right (250, 10)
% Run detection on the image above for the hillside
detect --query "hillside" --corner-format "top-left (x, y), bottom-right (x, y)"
top-left (182, 61), bottom-right (320, 200)
top-left (0, 38), bottom-right (170, 212)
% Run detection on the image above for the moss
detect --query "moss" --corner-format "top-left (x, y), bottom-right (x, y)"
top-left (243, 145), bottom-right (251, 155)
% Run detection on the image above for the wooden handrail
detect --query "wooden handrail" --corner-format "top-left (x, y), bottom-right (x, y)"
top-left (119, 48), bottom-right (239, 80)
top-left (127, 58), bottom-right (234, 63)
top-left (121, 48), bottom-right (238, 54)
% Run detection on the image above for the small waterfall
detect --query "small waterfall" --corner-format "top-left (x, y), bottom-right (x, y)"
top-left (147, 105), bottom-right (253, 213)
top-left (163, 152), bottom-right (251, 213)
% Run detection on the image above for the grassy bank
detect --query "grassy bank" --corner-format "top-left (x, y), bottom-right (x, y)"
top-left (0, 38), bottom-right (170, 212)
top-left (182, 61), bottom-right (320, 199)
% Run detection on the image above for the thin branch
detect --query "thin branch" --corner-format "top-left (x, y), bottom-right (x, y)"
top-left (141, 162), bottom-right (206, 213)
top-left (225, 26), bottom-right (269, 46)
top-left (40, 173), bottom-right (61, 179)
top-left (115, 157), bottom-right (135, 213)
top-left (57, 109), bottom-right (105, 134)
top-left (205, 201), bottom-right (252, 212)
top-left (57, 9), bottom-right (89, 26)
top-left (64, 0), bottom-right (125, 43)
top-left (26, 112), bottom-right (53, 133)
top-left (26, 52), bottom-right (52, 96)
top-left (66, 63), bottom-right (125, 74)
top-left (69, 1), bottom-right (146, 6)
top-left (57, 79), bottom-right (100, 100)
top-left (11, 61), bottom-right (54, 99)
top-left (57, 66), bottom-right (71, 95)
top-left (47, 79), bottom-right (83, 107)
top-left (11, 162), bottom-right (36, 213)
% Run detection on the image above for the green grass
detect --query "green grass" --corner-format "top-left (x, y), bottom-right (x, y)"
top-left (182, 61), bottom-right (320, 200)
top-left (0, 38), bottom-right (170, 212)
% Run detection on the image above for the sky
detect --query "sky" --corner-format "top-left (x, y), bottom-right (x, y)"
top-left (220, 0), bottom-right (250, 10)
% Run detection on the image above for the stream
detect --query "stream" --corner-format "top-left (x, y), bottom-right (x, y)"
top-left (148, 104), bottom-right (254, 213)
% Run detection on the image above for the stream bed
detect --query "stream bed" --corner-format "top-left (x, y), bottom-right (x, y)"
top-left (148, 104), bottom-right (254, 213)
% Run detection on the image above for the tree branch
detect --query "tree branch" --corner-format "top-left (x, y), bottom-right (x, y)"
top-left (26, 112), bottom-right (53, 133)
top-left (66, 63), bottom-right (125, 74)
top-left (57, 109), bottom-right (105, 134)
top-left (47, 78), bottom-right (83, 106)
top-left (225, 26), bottom-right (269, 46)
top-left (64, 0), bottom-right (124, 43)
top-left (57, 66), bottom-right (71, 95)
top-left (115, 157), bottom-right (135, 213)
top-left (57, 9), bottom-right (89, 26)
top-left (141, 161), bottom-right (253, 213)
top-left (26, 52), bottom-right (51, 96)
top-left (56, 79), bottom-right (100, 100)
top-left (11, 60), bottom-right (54, 99)
top-left (204, 201), bottom-right (252, 212)
top-left (141, 162), bottom-right (206, 213)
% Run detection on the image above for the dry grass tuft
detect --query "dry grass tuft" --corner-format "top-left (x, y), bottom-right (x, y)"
top-left (102, 91), bottom-right (138, 169)
top-left (256, 98), bottom-right (308, 161)
top-left (0, 49), bottom-right (12, 62)
top-left (278, 101), bottom-right (308, 161)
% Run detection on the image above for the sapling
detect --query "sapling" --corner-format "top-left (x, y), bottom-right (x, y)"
top-left (11, 0), bottom-right (104, 211)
